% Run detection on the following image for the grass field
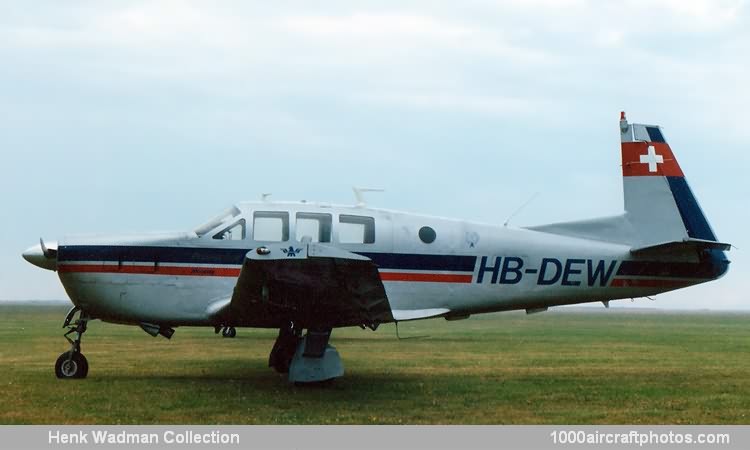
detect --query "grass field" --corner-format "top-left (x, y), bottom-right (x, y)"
top-left (1, 303), bottom-right (748, 424)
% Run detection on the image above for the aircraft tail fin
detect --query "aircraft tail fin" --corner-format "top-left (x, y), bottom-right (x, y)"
top-left (619, 112), bottom-right (722, 249)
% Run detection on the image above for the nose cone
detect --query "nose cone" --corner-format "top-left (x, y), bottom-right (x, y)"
top-left (22, 243), bottom-right (57, 271)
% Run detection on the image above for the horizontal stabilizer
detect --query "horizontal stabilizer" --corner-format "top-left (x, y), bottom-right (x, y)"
top-left (391, 308), bottom-right (450, 322)
top-left (631, 238), bottom-right (731, 255)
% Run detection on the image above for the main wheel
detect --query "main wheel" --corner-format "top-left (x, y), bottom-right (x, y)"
top-left (55, 351), bottom-right (88, 379)
top-left (227, 327), bottom-right (236, 338)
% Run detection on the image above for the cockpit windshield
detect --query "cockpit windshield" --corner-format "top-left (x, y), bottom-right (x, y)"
top-left (194, 205), bottom-right (242, 237)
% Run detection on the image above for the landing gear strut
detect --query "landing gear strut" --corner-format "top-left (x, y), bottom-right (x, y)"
top-left (55, 306), bottom-right (89, 379)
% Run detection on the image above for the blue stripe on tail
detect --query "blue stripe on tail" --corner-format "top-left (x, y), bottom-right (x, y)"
top-left (666, 176), bottom-right (716, 241)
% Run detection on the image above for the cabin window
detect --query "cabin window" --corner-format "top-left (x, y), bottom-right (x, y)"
top-left (296, 213), bottom-right (332, 243)
top-left (253, 211), bottom-right (289, 242)
top-left (213, 219), bottom-right (246, 240)
top-left (338, 215), bottom-right (375, 244)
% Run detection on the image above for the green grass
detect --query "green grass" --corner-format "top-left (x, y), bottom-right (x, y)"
top-left (1, 303), bottom-right (749, 424)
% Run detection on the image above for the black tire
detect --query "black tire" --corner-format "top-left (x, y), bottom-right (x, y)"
top-left (227, 327), bottom-right (236, 338)
top-left (77, 353), bottom-right (89, 379)
top-left (55, 351), bottom-right (88, 379)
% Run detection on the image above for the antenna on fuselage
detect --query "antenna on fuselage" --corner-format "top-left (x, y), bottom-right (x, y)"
top-left (261, 193), bottom-right (272, 202)
top-left (503, 191), bottom-right (539, 227)
top-left (352, 187), bottom-right (384, 207)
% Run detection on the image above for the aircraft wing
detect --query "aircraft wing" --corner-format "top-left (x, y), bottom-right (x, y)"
top-left (211, 243), bottom-right (394, 329)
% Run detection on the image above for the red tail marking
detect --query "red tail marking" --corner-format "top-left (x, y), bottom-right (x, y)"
top-left (621, 142), bottom-right (684, 177)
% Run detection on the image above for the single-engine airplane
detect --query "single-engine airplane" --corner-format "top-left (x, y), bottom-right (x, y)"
top-left (23, 113), bottom-right (730, 383)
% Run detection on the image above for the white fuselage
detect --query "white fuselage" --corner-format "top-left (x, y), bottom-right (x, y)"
top-left (54, 201), bottom-right (722, 327)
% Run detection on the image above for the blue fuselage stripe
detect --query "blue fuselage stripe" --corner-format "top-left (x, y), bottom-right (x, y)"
top-left (57, 246), bottom-right (478, 272)
top-left (56, 245), bottom-right (727, 280)
top-left (357, 252), bottom-right (477, 272)
top-left (58, 246), bottom-right (248, 265)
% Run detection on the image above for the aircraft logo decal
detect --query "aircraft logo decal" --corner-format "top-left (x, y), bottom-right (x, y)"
top-left (640, 145), bottom-right (664, 172)
top-left (281, 246), bottom-right (303, 257)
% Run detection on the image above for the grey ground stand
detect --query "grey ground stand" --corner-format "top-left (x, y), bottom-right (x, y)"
top-left (288, 329), bottom-right (344, 383)
top-left (268, 325), bottom-right (344, 383)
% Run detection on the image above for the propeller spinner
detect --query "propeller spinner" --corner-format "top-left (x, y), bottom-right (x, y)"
top-left (22, 238), bottom-right (58, 271)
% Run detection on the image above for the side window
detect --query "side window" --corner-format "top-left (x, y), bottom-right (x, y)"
top-left (296, 213), bottom-right (332, 243)
top-left (338, 215), bottom-right (375, 244)
top-left (212, 219), bottom-right (246, 240)
top-left (253, 211), bottom-right (289, 242)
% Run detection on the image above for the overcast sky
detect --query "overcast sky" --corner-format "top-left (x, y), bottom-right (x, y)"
top-left (1, 0), bottom-right (748, 309)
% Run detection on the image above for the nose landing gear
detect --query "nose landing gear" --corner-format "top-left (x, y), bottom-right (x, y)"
top-left (214, 325), bottom-right (237, 338)
top-left (55, 306), bottom-right (89, 379)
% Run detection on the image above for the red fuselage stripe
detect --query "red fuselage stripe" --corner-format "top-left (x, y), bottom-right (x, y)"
top-left (58, 264), bottom-right (474, 283)
top-left (58, 265), bottom-right (703, 287)
top-left (58, 264), bottom-right (242, 277)
top-left (379, 272), bottom-right (473, 283)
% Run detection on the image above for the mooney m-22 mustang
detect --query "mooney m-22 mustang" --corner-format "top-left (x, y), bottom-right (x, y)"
top-left (23, 113), bottom-right (730, 383)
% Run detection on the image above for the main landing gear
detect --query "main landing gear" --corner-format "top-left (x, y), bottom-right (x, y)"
top-left (268, 322), bottom-right (343, 384)
top-left (214, 326), bottom-right (237, 338)
top-left (55, 306), bottom-right (89, 379)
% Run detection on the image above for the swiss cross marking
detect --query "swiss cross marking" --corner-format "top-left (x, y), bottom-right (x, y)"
top-left (639, 145), bottom-right (664, 173)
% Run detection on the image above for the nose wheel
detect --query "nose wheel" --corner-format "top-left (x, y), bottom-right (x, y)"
top-left (55, 306), bottom-right (90, 379)
top-left (218, 326), bottom-right (236, 338)
top-left (55, 351), bottom-right (88, 379)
